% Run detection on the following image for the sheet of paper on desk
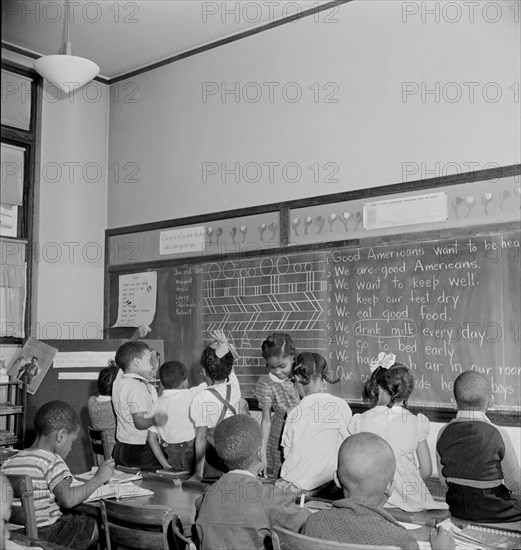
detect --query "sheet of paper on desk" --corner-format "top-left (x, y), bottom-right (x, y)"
top-left (70, 480), bottom-right (153, 502)
top-left (438, 519), bottom-right (521, 550)
top-left (74, 467), bottom-right (142, 483)
top-left (397, 522), bottom-right (422, 530)
top-left (305, 500), bottom-right (332, 512)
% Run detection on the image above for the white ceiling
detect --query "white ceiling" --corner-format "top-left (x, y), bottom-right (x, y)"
top-left (2, 0), bottom-right (332, 79)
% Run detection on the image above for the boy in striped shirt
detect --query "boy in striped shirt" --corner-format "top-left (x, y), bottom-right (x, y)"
top-left (1, 400), bottom-right (114, 549)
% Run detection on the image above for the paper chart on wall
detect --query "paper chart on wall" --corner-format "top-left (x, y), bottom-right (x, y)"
top-left (112, 271), bottom-right (157, 328)
top-left (53, 351), bottom-right (116, 369)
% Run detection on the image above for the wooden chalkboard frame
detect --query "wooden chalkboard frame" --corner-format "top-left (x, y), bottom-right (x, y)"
top-left (105, 165), bottom-right (521, 426)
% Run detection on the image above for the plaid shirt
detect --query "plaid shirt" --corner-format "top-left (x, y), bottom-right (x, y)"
top-left (255, 375), bottom-right (300, 415)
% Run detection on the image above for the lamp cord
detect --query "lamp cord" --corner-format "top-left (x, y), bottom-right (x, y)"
top-left (64, 0), bottom-right (72, 55)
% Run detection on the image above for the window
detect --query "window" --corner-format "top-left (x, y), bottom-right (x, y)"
top-left (1, 62), bottom-right (41, 341)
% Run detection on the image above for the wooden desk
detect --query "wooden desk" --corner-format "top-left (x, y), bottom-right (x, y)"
top-left (8, 532), bottom-right (72, 550)
top-left (77, 473), bottom-right (206, 532)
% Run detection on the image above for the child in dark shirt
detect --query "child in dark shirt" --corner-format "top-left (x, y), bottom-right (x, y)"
top-left (195, 415), bottom-right (310, 550)
top-left (437, 370), bottom-right (521, 522)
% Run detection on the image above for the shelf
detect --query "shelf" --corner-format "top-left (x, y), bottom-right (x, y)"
top-left (0, 381), bottom-right (25, 450)
top-left (0, 437), bottom-right (20, 446)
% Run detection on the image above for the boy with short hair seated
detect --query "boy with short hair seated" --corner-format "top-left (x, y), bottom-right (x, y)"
top-left (1, 472), bottom-right (13, 548)
top-left (304, 433), bottom-right (453, 550)
top-left (112, 340), bottom-right (168, 469)
top-left (1, 400), bottom-right (114, 549)
top-left (195, 415), bottom-right (310, 550)
top-left (147, 360), bottom-right (207, 472)
top-left (436, 370), bottom-right (521, 522)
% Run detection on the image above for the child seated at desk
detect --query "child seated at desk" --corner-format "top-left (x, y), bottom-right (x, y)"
top-left (1, 401), bottom-right (114, 549)
top-left (303, 433), bottom-right (454, 550)
top-left (348, 353), bottom-right (446, 512)
top-left (1, 472), bottom-right (13, 548)
top-left (436, 370), bottom-right (521, 522)
top-left (278, 352), bottom-right (352, 493)
top-left (194, 415), bottom-right (310, 550)
top-left (147, 360), bottom-right (207, 472)
top-left (88, 363), bottom-right (118, 458)
top-left (112, 340), bottom-right (168, 470)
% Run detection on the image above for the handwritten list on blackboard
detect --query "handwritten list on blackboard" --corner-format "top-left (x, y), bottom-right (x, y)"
top-left (325, 230), bottom-right (520, 407)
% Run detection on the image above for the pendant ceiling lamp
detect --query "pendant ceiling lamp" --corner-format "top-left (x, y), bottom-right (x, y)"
top-left (33, 0), bottom-right (100, 93)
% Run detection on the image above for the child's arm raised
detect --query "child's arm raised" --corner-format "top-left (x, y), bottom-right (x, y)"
top-left (416, 439), bottom-right (433, 480)
top-left (147, 430), bottom-right (170, 470)
top-left (53, 459), bottom-right (115, 508)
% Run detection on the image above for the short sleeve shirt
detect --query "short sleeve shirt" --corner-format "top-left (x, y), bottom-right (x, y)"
top-left (112, 372), bottom-right (158, 444)
top-left (255, 374), bottom-right (300, 415)
top-left (1, 449), bottom-right (71, 527)
top-left (190, 373), bottom-right (241, 428)
top-left (149, 383), bottom-right (207, 443)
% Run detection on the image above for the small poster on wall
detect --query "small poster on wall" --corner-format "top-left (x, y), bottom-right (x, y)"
top-left (7, 337), bottom-right (58, 395)
top-left (112, 271), bottom-right (157, 327)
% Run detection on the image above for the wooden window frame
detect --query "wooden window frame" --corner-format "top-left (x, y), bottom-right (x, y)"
top-left (1, 61), bottom-right (42, 344)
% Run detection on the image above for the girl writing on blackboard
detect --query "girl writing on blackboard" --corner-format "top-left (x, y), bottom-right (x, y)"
top-left (189, 330), bottom-right (243, 481)
top-left (255, 333), bottom-right (301, 478)
top-left (348, 352), bottom-right (448, 511)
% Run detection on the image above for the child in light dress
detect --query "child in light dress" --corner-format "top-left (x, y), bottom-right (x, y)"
top-left (348, 352), bottom-right (447, 512)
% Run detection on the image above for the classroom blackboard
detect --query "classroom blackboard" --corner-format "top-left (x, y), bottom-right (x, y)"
top-left (324, 229), bottom-right (520, 408)
top-left (108, 224), bottom-right (520, 411)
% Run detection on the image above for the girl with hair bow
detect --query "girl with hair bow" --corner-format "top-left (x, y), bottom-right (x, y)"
top-left (189, 330), bottom-right (243, 481)
top-left (348, 352), bottom-right (447, 512)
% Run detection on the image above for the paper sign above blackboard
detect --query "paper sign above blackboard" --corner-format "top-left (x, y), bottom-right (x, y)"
top-left (363, 192), bottom-right (448, 230)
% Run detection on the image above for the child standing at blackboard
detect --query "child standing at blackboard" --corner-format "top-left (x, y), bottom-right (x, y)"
top-left (190, 331), bottom-right (243, 481)
top-left (348, 352), bottom-right (447, 512)
top-left (112, 341), bottom-right (168, 470)
top-left (256, 333), bottom-right (301, 479)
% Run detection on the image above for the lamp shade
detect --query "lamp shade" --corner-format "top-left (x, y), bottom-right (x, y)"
top-left (34, 54), bottom-right (100, 92)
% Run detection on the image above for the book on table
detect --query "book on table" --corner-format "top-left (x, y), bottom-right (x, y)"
top-left (72, 467), bottom-right (152, 502)
top-left (74, 467), bottom-right (142, 483)
top-left (438, 518), bottom-right (521, 550)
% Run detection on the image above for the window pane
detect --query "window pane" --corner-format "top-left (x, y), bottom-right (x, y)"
top-left (1, 142), bottom-right (24, 238)
top-left (0, 240), bottom-right (26, 338)
top-left (1, 71), bottom-right (32, 131)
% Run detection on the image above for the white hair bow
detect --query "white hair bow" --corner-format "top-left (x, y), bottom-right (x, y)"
top-left (369, 352), bottom-right (396, 373)
top-left (209, 330), bottom-right (239, 360)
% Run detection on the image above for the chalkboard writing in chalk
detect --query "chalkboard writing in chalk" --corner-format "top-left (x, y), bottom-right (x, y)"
top-left (108, 225), bottom-right (520, 409)
top-left (324, 229), bottom-right (520, 407)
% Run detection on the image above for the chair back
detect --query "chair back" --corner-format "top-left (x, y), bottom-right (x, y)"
top-left (4, 474), bottom-right (38, 539)
top-left (271, 526), bottom-right (400, 550)
top-left (99, 499), bottom-right (177, 550)
top-left (88, 426), bottom-right (111, 466)
top-left (171, 514), bottom-right (197, 550)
